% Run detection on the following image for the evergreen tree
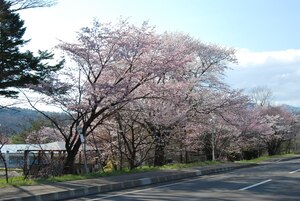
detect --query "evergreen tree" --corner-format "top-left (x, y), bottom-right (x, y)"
top-left (0, 0), bottom-right (63, 97)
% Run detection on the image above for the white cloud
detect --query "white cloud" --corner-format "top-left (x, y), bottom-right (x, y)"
top-left (0, 91), bottom-right (63, 112)
top-left (235, 48), bottom-right (300, 67)
top-left (226, 48), bottom-right (300, 107)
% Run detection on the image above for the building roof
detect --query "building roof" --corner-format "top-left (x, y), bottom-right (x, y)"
top-left (1, 141), bottom-right (66, 153)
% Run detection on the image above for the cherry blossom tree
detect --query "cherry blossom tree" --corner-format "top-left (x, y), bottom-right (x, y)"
top-left (114, 110), bottom-right (154, 169)
top-left (259, 106), bottom-right (296, 155)
top-left (25, 126), bottom-right (63, 144)
top-left (184, 89), bottom-right (252, 161)
top-left (232, 107), bottom-right (269, 159)
top-left (29, 19), bottom-right (196, 173)
top-left (131, 33), bottom-right (237, 166)
top-left (101, 109), bottom-right (154, 170)
top-left (139, 98), bottom-right (189, 166)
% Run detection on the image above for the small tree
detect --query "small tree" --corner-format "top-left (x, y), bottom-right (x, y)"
top-left (0, 133), bottom-right (9, 183)
top-left (250, 86), bottom-right (273, 107)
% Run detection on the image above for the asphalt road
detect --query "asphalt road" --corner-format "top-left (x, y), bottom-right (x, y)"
top-left (64, 158), bottom-right (300, 201)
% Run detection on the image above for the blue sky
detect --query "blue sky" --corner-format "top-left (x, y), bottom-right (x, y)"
top-left (15, 0), bottom-right (300, 107)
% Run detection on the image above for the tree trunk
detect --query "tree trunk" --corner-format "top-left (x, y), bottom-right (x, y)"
top-left (63, 153), bottom-right (77, 174)
top-left (267, 139), bottom-right (281, 156)
top-left (0, 153), bottom-right (8, 183)
top-left (128, 147), bottom-right (137, 170)
top-left (144, 122), bottom-right (169, 167)
top-left (128, 158), bottom-right (135, 170)
top-left (63, 139), bottom-right (81, 174)
top-left (153, 144), bottom-right (165, 166)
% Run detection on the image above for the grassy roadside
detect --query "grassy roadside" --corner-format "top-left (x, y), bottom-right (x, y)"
top-left (236, 153), bottom-right (299, 163)
top-left (0, 161), bottom-right (221, 188)
top-left (1, 154), bottom-right (298, 188)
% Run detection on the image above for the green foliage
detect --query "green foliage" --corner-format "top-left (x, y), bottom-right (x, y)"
top-left (11, 118), bottom-right (56, 143)
top-left (11, 132), bottom-right (27, 143)
top-left (0, 0), bottom-right (63, 98)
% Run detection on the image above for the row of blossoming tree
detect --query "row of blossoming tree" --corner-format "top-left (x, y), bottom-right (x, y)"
top-left (24, 19), bottom-right (297, 174)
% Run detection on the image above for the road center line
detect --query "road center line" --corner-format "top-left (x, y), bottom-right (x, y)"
top-left (289, 168), bottom-right (300, 174)
top-left (239, 179), bottom-right (272, 191)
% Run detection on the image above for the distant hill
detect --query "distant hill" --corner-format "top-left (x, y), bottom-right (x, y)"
top-left (281, 104), bottom-right (300, 115)
top-left (1, 105), bottom-right (299, 136)
top-left (0, 107), bottom-right (54, 136)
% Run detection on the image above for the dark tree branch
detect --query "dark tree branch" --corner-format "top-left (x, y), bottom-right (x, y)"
top-left (8, 0), bottom-right (57, 11)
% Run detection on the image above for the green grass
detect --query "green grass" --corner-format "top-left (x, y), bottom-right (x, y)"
top-left (0, 160), bottom-right (221, 188)
top-left (0, 176), bottom-right (38, 188)
top-left (159, 160), bottom-right (221, 169)
top-left (237, 153), bottom-right (299, 163)
top-left (37, 161), bottom-right (221, 184)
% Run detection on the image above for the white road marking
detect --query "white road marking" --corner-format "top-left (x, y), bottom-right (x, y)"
top-left (289, 168), bottom-right (300, 174)
top-left (239, 179), bottom-right (272, 191)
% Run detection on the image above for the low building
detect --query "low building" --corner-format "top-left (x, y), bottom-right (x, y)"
top-left (0, 141), bottom-right (66, 168)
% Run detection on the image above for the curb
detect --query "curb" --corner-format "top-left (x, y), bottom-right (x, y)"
top-left (0, 164), bottom-right (256, 201)
top-left (275, 156), bottom-right (300, 162)
top-left (257, 156), bottom-right (300, 164)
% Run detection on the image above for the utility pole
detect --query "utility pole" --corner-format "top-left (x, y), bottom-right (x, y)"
top-left (212, 130), bottom-right (215, 161)
top-left (210, 115), bottom-right (216, 161)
